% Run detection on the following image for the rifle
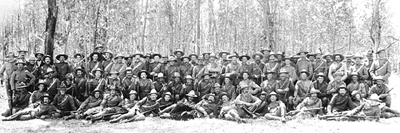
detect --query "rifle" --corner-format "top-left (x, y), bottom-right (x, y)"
top-left (287, 107), bottom-right (323, 116)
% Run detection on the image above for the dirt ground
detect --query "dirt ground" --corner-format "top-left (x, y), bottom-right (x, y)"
top-left (1, 73), bottom-right (400, 133)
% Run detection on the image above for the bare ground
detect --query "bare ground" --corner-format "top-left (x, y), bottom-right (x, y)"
top-left (1, 74), bottom-right (400, 133)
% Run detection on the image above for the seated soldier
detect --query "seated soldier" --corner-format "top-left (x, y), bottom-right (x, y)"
top-left (52, 83), bottom-right (77, 118)
top-left (311, 73), bottom-right (329, 109)
top-left (65, 88), bottom-right (103, 119)
top-left (219, 92), bottom-right (248, 123)
top-left (233, 85), bottom-right (261, 119)
top-left (159, 90), bottom-right (198, 120)
top-left (2, 94), bottom-right (59, 121)
top-left (369, 76), bottom-right (391, 107)
top-left (109, 89), bottom-right (160, 123)
top-left (346, 94), bottom-right (382, 121)
top-left (327, 85), bottom-right (352, 114)
top-left (264, 92), bottom-right (287, 123)
top-left (195, 93), bottom-right (219, 118)
top-left (2, 82), bottom-right (31, 117)
top-left (292, 69), bottom-right (312, 108)
top-left (86, 85), bottom-right (125, 122)
top-left (327, 72), bottom-right (346, 97)
top-left (158, 92), bottom-right (174, 111)
top-left (29, 80), bottom-right (48, 108)
top-left (289, 89), bottom-right (323, 119)
top-left (347, 72), bottom-right (367, 98)
top-left (253, 91), bottom-right (269, 116)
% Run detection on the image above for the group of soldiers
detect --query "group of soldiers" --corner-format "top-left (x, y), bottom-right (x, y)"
top-left (1, 44), bottom-right (399, 123)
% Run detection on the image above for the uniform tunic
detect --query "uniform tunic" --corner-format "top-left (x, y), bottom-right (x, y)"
top-left (78, 96), bottom-right (102, 112)
top-left (55, 62), bottom-right (73, 81)
top-left (179, 62), bottom-right (193, 77)
top-left (296, 58), bottom-right (313, 79)
top-left (10, 69), bottom-right (36, 91)
top-left (52, 94), bottom-right (76, 111)
top-left (136, 79), bottom-right (155, 99)
top-left (369, 59), bottom-right (391, 83)
top-left (45, 78), bottom-right (61, 99)
top-left (328, 62), bottom-right (348, 81)
top-left (295, 80), bottom-right (313, 98)
top-left (196, 79), bottom-right (214, 98)
top-left (329, 94), bottom-right (351, 112)
top-left (12, 91), bottom-right (31, 110)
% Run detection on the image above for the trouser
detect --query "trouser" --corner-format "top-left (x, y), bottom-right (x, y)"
top-left (380, 96), bottom-right (392, 107)
top-left (5, 80), bottom-right (13, 109)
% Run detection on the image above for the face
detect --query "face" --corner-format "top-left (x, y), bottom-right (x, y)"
top-left (110, 89), bottom-right (117, 95)
top-left (94, 92), bottom-right (101, 98)
top-left (76, 55), bottom-right (82, 60)
top-left (242, 57), bottom-right (248, 62)
top-left (267, 73), bottom-right (273, 79)
top-left (310, 93), bottom-right (318, 100)
top-left (224, 78), bottom-right (230, 84)
top-left (308, 56), bottom-right (315, 60)
top-left (214, 87), bottom-right (221, 93)
top-left (66, 79), bottom-right (72, 84)
top-left (190, 56), bottom-right (197, 61)
top-left (183, 58), bottom-right (189, 63)
top-left (300, 53), bottom-right (306, 58)
top-left (231, 57), bottom-right (237, 62)
top-left (93, 54), bottom-right (99, 61)
top-left (154, 56), bottom-right (160, 61)
top-left (77, 70), bottom-right (83, 76)
top-left (338, 88), bottom-right (346, 95)
top-left (317, 76), bottom-right (324, 83)
top-left (43, 97), bottom-right (50, 104)
top-left (255, 55), bottom-right (261, 60)
top-left (300, 73), bottom-right (307, 79)
top-left (316, 54), bottom-right (322, 59)
top-left (242, 73), bottom-right (249, 79)
top-left (126, 71), bottom-right (133, 78)
top-left (355, 58), bottom-right (361, 64)
top-left (29, 60), bottom-right (35, 64)
top-left (45, 57), bottom-right (51, 64)
top-left (378, 51), bottom-right (385, 58)
top-left (335, 56), bottom-right (341, 62)
top-left (269, 55), bottom-right (276, 61)
top-left (279, 74), bottom-right (287, 80)
top-left (176, 53), bottom-right (182, 57)
top-left (259, 95), bottom-right (266, 101)
top-left (186, 79), bottom-right (192, 84)
top-left (174, 77), bottom-right (180, 82)
top-left (188, 96), bottom-right (194, 101)
top-left (95, 71), bottom-right (102, 78)
top-left (117, 57), bottom-right (123, 63)
top-left (204, 75), bottom-right (210, 80)
top-left (376, 80), bottom-right (384, 85)
top-left (149, 94), bottom-right (157, 100)
top-left (242, 88), bottom-right (250, 95)
top-left (221, 95), bottom-right (229, 102)
top-left (351, 76), bottom-right (358, 82)
top-left (355, 94), bottom-right (361, 100)
top-left (60, 90), bottom-right (66, 95)
top-left (270, 95), bottom-right (277, 102)
top-left (130, 94), bottom-right (137, 100)
top-left (38, 84), bottom-right (45, 91)
top-left (334, 74), bottom-right (341, 80)
top-left (207, 96), bottom-right (215, 103)
top-left (59, 56), bottom-right (66, 62)
top-left (140, 73), bottom-right (147, 79)
top-left (164, 95), bottom-right (172, 101)
top-left (17, 63), bottom-right (24, 69)
top-left (285, 59), bottom-right (291, 65)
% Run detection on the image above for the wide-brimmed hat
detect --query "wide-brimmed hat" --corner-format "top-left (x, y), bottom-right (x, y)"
top-left (239, 54), bottom-right (250, 61)
top-left (376, 49), bottom-right (385, 54)
top-left (240, 71), bottom-right (253, 78)
top-left (173, 49), bottom-right (185, 56)
top-left (45, 68), bottom-right (55, 74)
top-left (185, 75), bottom-right (194, 80)
top-left (309, 89), bottom-right (321, 94)
top-left (368, 94), bottom-right (381, 102)
top-left (35, 52), bottom-right (44, 58)
top-left (73, 53), bottom-right (84, 59)
top-left (350, 72), bottom-right (359, 78)
top-left (279, 69), bottom-right (289, 74)
top-left (219, 92), bottom-right (230, 100)
top-left (264, 70), bottom-right (275, 75)
top-left (132, 53), bottom-right (144, 58)
top-left (218, 51), bottom-right (230, 57)
top-left (214, 83), bottom-right (221, 88)
top-left (15, 59), bottom-right (26, 65)
top-left (373, 76), bottom-right (385, 81)
top-left (17, 49), bottom-right (28, 53)
top-left (223, 73), bottom-right (234, 80)
top-left (156, 73), bottom-right (166, 79)
top-left (209, 53), bottom-right (218, 59)
top-left (201, 73), bottom-right (212, 78)
top-left (203, 93), bottom-right (216, 100)
top-left (92, 88), bottom-right (103, 95)
top-left (252, 52), bottom-right (264, 59)
top-left (89, 52), bottom-right (102, 61)
top-left (125, 67), bottom-right (133, 72)
top-left (307, 52), bottom-right (316, 58)
top-left (260, 48), bottom-right (271, 54)
top-left (129, 90), bottom-right (137, 95)
top-left (103, 49), bottom-right (114, 57)
top-left (351, 91), bottom-right (361, 97)
top-left (186, 90), bottom-right (198, 97)
top-left (57, 83), bottom-right (67, 91)
top-left (94, 44), bottom-right (104, 49)
top-left (297, 50), bottom-right (309, 55)
top-left (267, 52), bottom-right (277, 59)
top-left (228, 54), bottom-right (239, 59)
top-left (188, 53), bottom-right (198, 59)
top-left (151, 53), bottom-right (162, 59)
top-left (316, 72), bottom-right (326, 79)
top-left (56, 53), bottom-right (68, 60)
top-left (337, 85), bottom-right (348, 91)
top-left (202, 52), bottom-right (211, 56)
top-left (40, 93), bottom-right (50, 101)
top-left (322, 53), bottom-right (332, 59)
top-left (92, 68), bottom-right (103, 75)
top-left (114, 53), bottom-right (124, 59)
top-left (181, 56), bottom-right (191, 61)
top-left (167, 56), bottom-right (177, 62)
top-left (352, 53), bottom-right (364, 59)
top-left (137, 70), bottom-right (150, 77)
top-left (74, 66), bottom-right (85, 74)
top-left (36, 79), bottom-right (47, 89)
top-left (333, 72), bottom-right (343, 77)
top-left (260, 91), bottom-right (268, 96)
top-left (299, 69), bottom-right (310, 76)
top-left (110, 70), bottom-right (119, 75)
top-left (344, 52), bottom-right (354, 59)
top-left (148, 89), bottom-right (158, 95)
top-left (267, 92), bottom-right (279, 99)
top-left (332, 53), bottom-right (344, 61)
top-left (16, 82), bottom-right (28, 89)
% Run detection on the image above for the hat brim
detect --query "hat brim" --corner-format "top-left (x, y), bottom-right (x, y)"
top-left (297, 52), bottom-right (309, 55)
top-left (239, 56), bottom-right (250, 61)
top-left (56, 54), bottom-right (68, 60)
top-left (332, 54), bottom-right (344, 61)
top-left (252, 53), bottom-right (264, 59)
top-left (189, 54), bottom-right (198, 58)
top-left (186, 94), bottom-right (198, 97)
top-left (151, 54), bottom-right (162, 59)
top-left (35, 53), bottom-right (44, 58)
top-left (137, 71), bottom-right (150, 77)
top-left (174, 51), bottom-right (185, 56)
top-left (218, 52), bottom-right (230, 57)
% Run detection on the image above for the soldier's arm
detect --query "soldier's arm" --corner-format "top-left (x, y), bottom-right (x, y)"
top-left (78, 97), bottom-right (90, 111)
top-left (69, 96), bottom-right (77, 111)
top-left (26, 71), bottom-right (36, 86)
top-left (294, 82), bottom-right (299, 97)
top-left (251, 81), bottom-right (261, 95)
top-left (327, 94), bottom-right (337, 114)
top-left (384, 62), bottom-right (391, 79)
top-left (328, 66), bottom-right (334, 81)
top-left (341, 63), bottom-right (348, 81)
top-left (369, 63), bottom-right (377, 78)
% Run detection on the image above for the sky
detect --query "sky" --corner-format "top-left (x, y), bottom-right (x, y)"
top-left (0, 0), bottom-right (399, 39)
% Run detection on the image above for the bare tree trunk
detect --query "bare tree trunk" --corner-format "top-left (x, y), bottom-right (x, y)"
top-left (141, 0), bottom-right (149, 52)
top-left (196, 0), bottom-right (201, 54)
top-left (44, 0), bottom-right (58, 57)
top-left (93, 3), bottom-right (101, 50)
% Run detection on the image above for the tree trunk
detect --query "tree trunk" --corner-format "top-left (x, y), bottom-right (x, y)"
top-left (44, 0), bottom-right (58, 57)
top-left (141, 0), bottom-right (149, 52)
top-left (196, 0), bottom-right (201, 55)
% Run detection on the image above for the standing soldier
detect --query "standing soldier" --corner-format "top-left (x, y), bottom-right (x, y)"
top-left (110, 53), bottom-right (127, 78)
top-left (218, 51), bottom-right (230, 67)
top-left (130, 53), bottom-right (145, 76)
top-left (164, 56), bottom-right (180, 82)
top-left (73, 53), bottom-right (85, 68)
top-left (275, 51), bottom-right (284, 63)
top-left (87, 68), bottom-right (106, 96)
top-left (34, 52), bottom-right (44, 63)
top-left (87, 52), bottom-right (104, 78)
top-left (202, 52), bottom-right (211, 65)
top-left (323, 53), bottom-right (333, 71)
top-left (10, 60), bottom-right (36, 97)
top-left (263, 52), bottom-right (280, 80)
top-left (349, 53), bottom-right (370, 89)
top-left (55, 53), bottom-right (73, 81)
top-left (261, 48), bottom-right (271, 64)
top-left (38, 55), bottom-right (56, 79)
top-left (328, 53), bottom-right (347, 81)
top-left (149, 53), bottom-right (162, 80)
top-left (124, 55), bottom-right (133, 67)
top-left (239, 54), bottom-right (252, 76)
top-left (296, 50), bottom-right (313, 80)
top-left (193, 55), bottom-right (206, 80)
top-left (173, 49), bottom-right (185, 66)
top-left (280, 57), bottom-right (298, 84)
top-left (189, 53), bottom-right (199, 66)
top-left (102, 50), bottom-right (114, 76)
top-left (312, 51), bottom-right (328, 81)
top-left (0, 53), bottom-right (17, 109)
top-left (74, 66), bottom-right (88, 102)
top-left (251, 52), bottom-right (265, 85)
top-left (224, 55), bottom-right (241, 86)
top-left (369, 49), bottom-right (391, 84)
top-left (179, 56), bottom-right (192, 77)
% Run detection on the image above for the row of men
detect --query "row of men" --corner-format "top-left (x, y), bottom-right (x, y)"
top-left (2, 74), bottom-right (399, 123)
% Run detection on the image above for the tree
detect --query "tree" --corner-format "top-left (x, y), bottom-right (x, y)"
top-left (44, 0), bottom-right (58, 57)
